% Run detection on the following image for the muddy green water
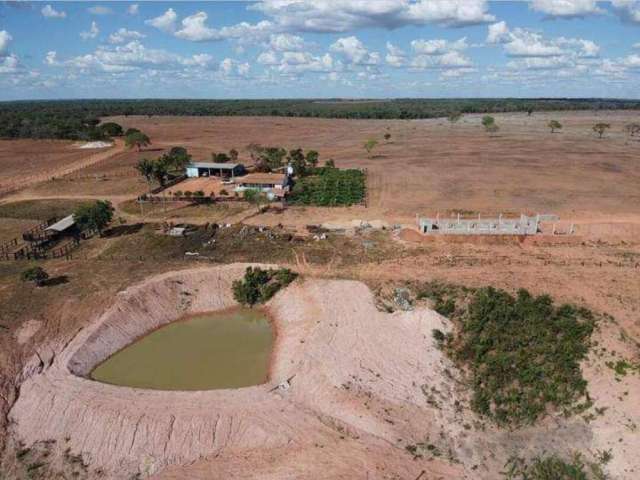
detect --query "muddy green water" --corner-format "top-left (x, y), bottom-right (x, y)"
top-left (90, 309), bottom-right (273, 390)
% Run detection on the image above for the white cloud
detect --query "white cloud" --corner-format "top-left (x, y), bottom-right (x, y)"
top-left (268, 33), bottom-right (305, 52)
top-left (611, 0), bottom-right (640, 24)
top-left (487, 22), bottom-right (599, 59)
top-left (257, 50), bottom-right (279, 65)
top-left (62, 41), bottom-right (214, 73)
top-left (385, 42), bottom-right (407, 67)
top-left (175, 11), bottom-right (221, 41)
top-left (41, 4), bottom-right (66, 19)
top-left (410, 50), bottom-right (473, 69)
top-left (219, 58), bottom-right (250, 77)
top-left (276, 51), bottom-right (337, 75)
top-left (44, 51), bottom-right (58, 66)
top-left (109, 28), bottom-right (145, 44)
top-left (530, 0), bottom-right (602, 18)
top-left (145, 8), bottom-right (177, 33)
top-left (0, 30), bottom-right (11, 56)
top-left (634, 43), bottom-right (640, 49)
top-left (80, 22), bottom-right (100, 41)
top-left (128, 4), bottom-right (139, 16)
top-left (411, 37), bottom-right (468, 55)
top-left (0, 54), bottom-right (20, 74)
top-left (88, 6), bottom-right (112, 15)
top-left (330, 36), bottom-right (380, 65)
top-left (251, 0), bottom-right (495, 32)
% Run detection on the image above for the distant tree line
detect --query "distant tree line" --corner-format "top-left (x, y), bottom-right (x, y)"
top-left (1, 98), bottom-right (640, 139)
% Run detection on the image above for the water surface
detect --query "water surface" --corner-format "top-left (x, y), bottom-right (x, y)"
top-left (91, 308), bottom-right (273, 390)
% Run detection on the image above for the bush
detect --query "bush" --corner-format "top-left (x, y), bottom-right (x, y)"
top-left (21, 266), bottom-right (49, 287)
top-left (446, 287), bottom-right (595, 426)
top-left (503, 453), bottom-right (607, 480)
top-left (232, 267), bottom-right (298, 306)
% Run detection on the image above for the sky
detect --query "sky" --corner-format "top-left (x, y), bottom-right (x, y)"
top-left (0, 0), bottom-right (639, 100)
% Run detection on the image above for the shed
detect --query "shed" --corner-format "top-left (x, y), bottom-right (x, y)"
top-left (45, 215), bottom-right (76, 233)
top-left (186, 162), bottom-right (245, 179)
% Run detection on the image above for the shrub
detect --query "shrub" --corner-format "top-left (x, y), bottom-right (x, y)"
top-left (446, 287), bottom-right (595, 426)
top-left (21, 266), bottom-right (49, 287)
top-left (219, 189), bottom-right (229, 196)
top-left (232, 267), bottom-right (298, 306)
top-left (503, 453), bottom-right (607, 480)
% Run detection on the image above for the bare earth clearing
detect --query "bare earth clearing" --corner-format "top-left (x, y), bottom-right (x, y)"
top-left (0, 111), bottom-right (639, 479)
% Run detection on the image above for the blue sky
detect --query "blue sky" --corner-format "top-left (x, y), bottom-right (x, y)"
top-left (0, 1), bottom-right (639, 100)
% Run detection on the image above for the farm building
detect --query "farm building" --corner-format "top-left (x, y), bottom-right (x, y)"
top-left (185, 162), bottom-right (246, 179)
top-left (418, 214), bottom-right (541, 235)
top-left (234, 173), bottom-right (290, 197)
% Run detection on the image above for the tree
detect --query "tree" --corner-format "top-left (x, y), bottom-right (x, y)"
top-left (167, 146), bottom-right (191, 171)
top-left (211, 152), bottom-right (231, 163)
top-left (325, 159), bottom-right (336, 168)
top-left (21, 266), bottom-right (49, 287)
top-left (364, 138), bottom-right (378, 158)
top-left (152, 158), bottom-right (170, 186)
top-left (384, 132), bottom-right (392, 142)
top-left (135, 158), bottom-right (154, 182)
top-left (305, 150), bottom-right (319, 168)
top-left (288, 148), bottom-right (307, 176)
top-left (548, 120), bottom-right (562, 133)
top-left (593, 123), bottom-right (610, 139)
top-left (256, 147), bottom-right (286, 172)
top-left (124, 127), bottom-right (141, 136)
top-left (125, 131), bottom-right (151, 151)
top-left (243, 189), bottom-right (268, 212)
top-left (99, 122), bottom-right (123, 137)
top-left (447, 112), bottom-right (462, 124)
top-left (527, 108), bottom-right (534, 117)
top-left (229, 148), bottom-right (239, 162)
top-left (486, 123), bottom-right (500, 135)
top-left (74, 200), bottom-right (114, 236)
top-left (482, 115), bottom-right (496, 131)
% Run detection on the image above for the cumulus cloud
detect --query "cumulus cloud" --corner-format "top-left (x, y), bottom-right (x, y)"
top-left (0, 54), bottom-right (20, 74)
top-left (530, 0), bottom-right (603, 18)
top-left (128, 4), bottom-right (139, 16)
top-left (80, 22), bottom-right (100, 41)
top-left (61, 41), bottom-right (214, 73)
top-left (145, 8), bottom-right (177, 33)
top-left (268, 33), bottom-right (305, 51)
top-left (0, 30), bottom-right (12, 56)
top-left (330, 36), bottom-right (380, 65)
top-left (411, 37), bottom-right (468, 55)
top-left (410, 50), bottom-right (473, 69)
top-left (487, 21), bottom-right (599, 59)
top-left (385, 42), bottom-right (407, 67)
top-left (44, 51), bottom-right (58, 66)
top-left (257, 50), bottom-right (279, 65)
top-left (41, 4), bottom-right (66, 19)
top-left (251, 0), bottom-right (495, 32)
top-left (219, 58), bottom-right (250, 77)
top-left (175, 11), bottom-right (220, 41)
top-left (109, 28), bottom-right (145, 44)
top-left (88, 6), bottom-right (113, 15)
top-left (611, 0), bottom-right (640, 24)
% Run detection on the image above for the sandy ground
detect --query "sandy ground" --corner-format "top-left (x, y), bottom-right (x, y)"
top-left (7, 264), bottom-right (640, 479)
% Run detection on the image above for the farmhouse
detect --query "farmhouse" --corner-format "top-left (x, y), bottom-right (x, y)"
top-left (234, 173), bottom-right (290, 197)
top-left (186, 162), bottom-right (246, 179)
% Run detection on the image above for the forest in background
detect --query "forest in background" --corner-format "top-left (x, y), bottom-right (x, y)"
top-left (1, 98), bottom-right (639, 140)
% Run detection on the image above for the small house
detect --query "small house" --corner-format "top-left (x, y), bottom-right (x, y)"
top-left (185, 162), bottom-right (245, 179)
top-left (234, 173), bottom-right (290, 197)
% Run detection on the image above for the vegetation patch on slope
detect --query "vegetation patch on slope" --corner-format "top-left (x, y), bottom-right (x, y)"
top-left (232, 266), bottom-right (298, 306)
top-left (434, 287), bottom-right (595, 427)
top-left (503, 452), bottom-right (609, 480)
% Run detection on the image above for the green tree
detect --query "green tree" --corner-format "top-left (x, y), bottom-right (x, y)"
top-left (125, 131), bottom-right (151, 151)
top-left (99, 122), bottom-right (123, 137)
top-left (21, 266), bottom-right (49, 287)
top-left (124, 127), bottom-right (141, 136)
top-left (305, 150), bottom-right (319, 168)
top-left (135, 158), bottom-right (154, 182)
top-left (624, 123), bottom-right (640, 137)
top-left (211, 152), bottom-right (231, 163)
top-left (243, 188), bottom-right (268, 211)
top-left (548, 120), bottom-right (562, 133)
top-left (152, 158), bottom-right (170, 186)
top-left (74, 200), bottom-right (114, 236)
top-left (593, 123), bottom-right (610, 138)
top-left (288, 148), bottom-right (307, 176)
top-left (229, 148), bottom-right (239, 162)
top-left (167, 146), bottom-right (191, 171)
top-left (482, 115), bottom-right (496, 131)
top-left (364, 138), bottom-right (378, 158)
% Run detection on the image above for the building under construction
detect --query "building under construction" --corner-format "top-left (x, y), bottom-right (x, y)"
top-left (418, 213), bottom-right (549, 235)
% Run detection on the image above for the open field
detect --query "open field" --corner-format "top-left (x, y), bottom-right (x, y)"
top-left (1, 111), bottom-right (639, 479)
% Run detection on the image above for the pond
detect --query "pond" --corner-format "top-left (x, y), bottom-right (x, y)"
top-left (90, 308), bottom-right (273, 391)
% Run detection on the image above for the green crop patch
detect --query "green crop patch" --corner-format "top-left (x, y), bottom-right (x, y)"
top-left (289, 168), bottom-right (365, 206)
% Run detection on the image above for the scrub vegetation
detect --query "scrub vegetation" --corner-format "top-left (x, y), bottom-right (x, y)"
top-left (503, 452), bottom-right (609, 480)
top-left (232, 266), bottom-right (298, 306)
top-left (430, 286), bottom-right (596, 427)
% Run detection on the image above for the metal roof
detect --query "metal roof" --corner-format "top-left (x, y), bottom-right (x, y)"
top-left (188, 162), bottom-right (242, 169)
top-left (238, 173), bottom-right (287, 185)
top-left (45, 214), bottom-right (75, 232)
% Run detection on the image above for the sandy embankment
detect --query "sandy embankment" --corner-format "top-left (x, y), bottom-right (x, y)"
top-left (9, 264), bottom-right (467, 479)
top-left (9, 264), bottom-right (639, 479)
